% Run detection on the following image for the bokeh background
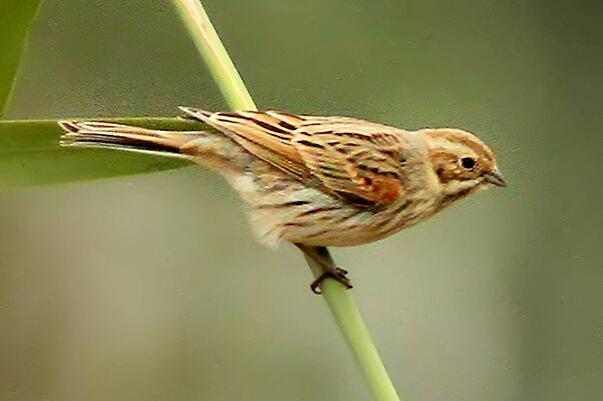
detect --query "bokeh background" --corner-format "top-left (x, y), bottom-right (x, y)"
top-left (1, 0), bottom-right (601, 400)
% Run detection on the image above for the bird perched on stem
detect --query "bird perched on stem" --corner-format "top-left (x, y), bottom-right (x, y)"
top-left (60, 108), bottom-right (506, 293)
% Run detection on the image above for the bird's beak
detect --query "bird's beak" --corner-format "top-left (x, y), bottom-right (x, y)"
top-left (483, 167), bottom-right (507, 187)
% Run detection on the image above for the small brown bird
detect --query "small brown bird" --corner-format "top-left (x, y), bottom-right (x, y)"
top-left (60, 108), bottom-right (505, 292)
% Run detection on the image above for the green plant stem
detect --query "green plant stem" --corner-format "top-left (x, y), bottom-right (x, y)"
top-left (172, 0), bottom-right (256, 110)
top-left (0, 0), bottom-right (46, 117)
top-left (304, 252), bottom-right (401, 401)
top-left (172, 1), bottom-right (401, 400)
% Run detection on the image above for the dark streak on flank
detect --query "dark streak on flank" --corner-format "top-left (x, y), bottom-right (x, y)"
top-left (302, 229), bottom-right (331, 239)
top-left (295, 205), bottom-right (341, 218)
top-left (304, 218), bottom-right (361, 239)
top-left (258, 200), bottom-right (310, 209)
top-left (337, 192), bottom-right (376, 207)
top-left (283, 222), bottom-right (306, 228)
top-left (374, 199), bottom-right (411, 231)
top-left (329, 209), bottom-right (364, 225)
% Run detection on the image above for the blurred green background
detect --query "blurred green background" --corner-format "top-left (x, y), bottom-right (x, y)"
top-left (1, 0), bottom-right (601, 400)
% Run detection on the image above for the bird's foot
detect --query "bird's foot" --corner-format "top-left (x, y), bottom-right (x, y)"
top-left (310, 267), bottom-right (353, 294)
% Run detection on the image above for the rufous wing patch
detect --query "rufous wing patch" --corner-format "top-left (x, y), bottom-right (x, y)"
top-left (293, 132), bottom-right (405, 206)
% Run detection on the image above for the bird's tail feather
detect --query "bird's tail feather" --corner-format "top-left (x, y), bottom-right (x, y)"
top-left (59, 120), bottom-right (201, 159)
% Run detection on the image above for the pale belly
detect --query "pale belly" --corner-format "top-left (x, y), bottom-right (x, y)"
top-left (228, 164), bottom-right (441, 248)
top-left (246, 183), bottom-right (440, 247)
top-left (281, 195), bottom-right (439, 247)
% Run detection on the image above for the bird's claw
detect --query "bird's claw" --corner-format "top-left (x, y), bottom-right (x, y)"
top-left (310, 267), bottom-right (353, 294)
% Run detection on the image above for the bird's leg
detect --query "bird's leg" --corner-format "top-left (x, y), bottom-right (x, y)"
top-left (295, 244), bottom-right (353, 294)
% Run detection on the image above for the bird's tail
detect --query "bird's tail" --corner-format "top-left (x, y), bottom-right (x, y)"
top-left (59, 120), bottom-right (202, 159)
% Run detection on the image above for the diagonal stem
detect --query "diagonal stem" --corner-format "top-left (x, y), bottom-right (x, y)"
top-left (302, 251), bottom-right (401, 401)
top-left (172, 1), bottom-right (401, 400)
top-left (1, 0), bottom-right (46, 117)
top-left (172, 0), bottom-right (256, 111)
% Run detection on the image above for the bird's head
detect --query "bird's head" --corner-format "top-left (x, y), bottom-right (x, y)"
top-left (420, 128), bottom-right (506, 198)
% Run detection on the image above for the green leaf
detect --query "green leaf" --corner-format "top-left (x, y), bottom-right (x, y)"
top-left (0, 118), bottom-right (204, 189)
top-left (0, 0), bottom-right (45, 116)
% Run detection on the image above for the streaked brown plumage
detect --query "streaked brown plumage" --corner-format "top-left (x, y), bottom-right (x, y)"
top-left (59, 107), bottom-right (505, 290)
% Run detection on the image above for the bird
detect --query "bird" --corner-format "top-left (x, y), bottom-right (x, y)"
top-left (59, 107), bottom-right (506, 293)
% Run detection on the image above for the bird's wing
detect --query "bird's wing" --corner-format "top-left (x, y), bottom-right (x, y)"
top-left (180, 107), bottom-right (310, 179)
top-left (180, 108), bottom-right (407, 206)
top-left (291, 119), bottom-right (407, 206)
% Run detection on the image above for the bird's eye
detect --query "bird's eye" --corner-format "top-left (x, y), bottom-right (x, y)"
top-left (460, 157), bottom-right (476, 170)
